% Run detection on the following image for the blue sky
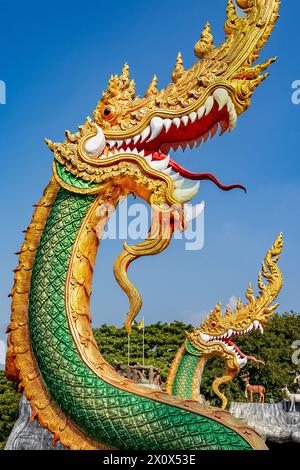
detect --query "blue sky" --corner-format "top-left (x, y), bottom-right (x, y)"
top-left (0, 0), bottom-right (299, 360)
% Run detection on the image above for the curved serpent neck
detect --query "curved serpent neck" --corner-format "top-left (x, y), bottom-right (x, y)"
top-left (166, 343), bottom-right (206, 401)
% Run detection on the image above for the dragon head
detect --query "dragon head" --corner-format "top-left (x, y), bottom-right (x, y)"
top-left (80, 0), bottom-right (278, 194)
top-left (47, 0), bottom-right (280, 334)
top-left (186, 233), bottom-right (283, 408)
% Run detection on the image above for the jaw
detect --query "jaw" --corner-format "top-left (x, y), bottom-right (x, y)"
top-left (98, 88), bottom-right (245, 205)
top-left (198, 320), bottom-right (266, 368)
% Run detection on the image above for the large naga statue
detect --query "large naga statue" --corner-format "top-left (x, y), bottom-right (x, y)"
top-left (5, 0), bottom-right (282, 450)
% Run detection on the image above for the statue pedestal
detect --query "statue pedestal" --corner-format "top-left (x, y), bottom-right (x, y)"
top-left (5, 395), bottom-right (65, 450)
top-left (230, 402), bottom-right (300, 444)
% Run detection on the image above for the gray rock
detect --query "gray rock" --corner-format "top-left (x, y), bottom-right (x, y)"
top-left (230, 401), bottom-right (300, 444)
top-left (5, 394), bottom-right (65, 450)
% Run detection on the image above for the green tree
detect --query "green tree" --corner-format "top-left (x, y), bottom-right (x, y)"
top-left (1, 312), bottom-right (299, 448)
top-left (0, 371), bottom-right (20, 450)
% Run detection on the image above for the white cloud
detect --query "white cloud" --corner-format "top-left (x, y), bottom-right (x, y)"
top-left (229, 296), bottom-right (238, 311)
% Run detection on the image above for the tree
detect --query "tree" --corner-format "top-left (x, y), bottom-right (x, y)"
top-left (0, 371), bottom-right (20, 450)
top-left (1, 312), bottom-right (299, 448)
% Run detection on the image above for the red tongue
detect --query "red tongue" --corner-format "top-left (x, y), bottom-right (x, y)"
top-left (227, 340), bottom-right (264, 365)
top-left (152, 153), bottom-right (247, 193)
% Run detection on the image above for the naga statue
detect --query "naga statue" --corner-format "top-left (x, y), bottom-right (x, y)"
top-left (5, 0), bottom-right (282, 451)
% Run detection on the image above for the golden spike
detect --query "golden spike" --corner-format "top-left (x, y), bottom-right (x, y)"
top-left (246, 282), bottom-right (255, 304)
top-left (105, 74), bottom-right (119, 98)
top-left (235, 58), bottom-right (277, 80)
top-left (145, 75), bottom-right (158, 97)
top-left (215, 302), bottom-right (222, 317)
top-left (119, 63), bottom-right (136, 99)
top-left (120, 63), bottom-right (130, 85)
top-left (225, 304), bottom-right (231, 317)
top-left (258, 271), bottom-right (265, 293)
top-left (236, 298), bottom-right (243, 310)
top-left (171, 52), bottom-right (185, 83)
top-left (194, 22), bottom-right (215, 59)
top-left (224, 0), bottom-right (241, 37)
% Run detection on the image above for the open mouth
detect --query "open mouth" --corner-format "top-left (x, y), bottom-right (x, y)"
top-left (101, 88), bottom-right (246, 203)
top-left (199, 320), bottom-right (265, 367)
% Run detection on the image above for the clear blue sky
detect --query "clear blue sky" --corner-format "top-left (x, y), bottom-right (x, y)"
top-left (0, 1), bottom-right (299, 355)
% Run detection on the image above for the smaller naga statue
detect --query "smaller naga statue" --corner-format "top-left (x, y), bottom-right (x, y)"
top-left (241, 373), bottom-right (265, 403)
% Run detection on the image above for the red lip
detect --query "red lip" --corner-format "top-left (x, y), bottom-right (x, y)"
top-left (151, 152), bottom-right (247, 193)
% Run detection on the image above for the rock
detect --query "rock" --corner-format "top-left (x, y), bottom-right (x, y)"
top-left (5, 394), bottom-right (65, 450)
top-left (230, 401), bottom-right (300, 444)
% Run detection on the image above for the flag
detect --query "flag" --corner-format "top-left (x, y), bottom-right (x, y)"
top-left (137, 317), bottom-right (144, 330)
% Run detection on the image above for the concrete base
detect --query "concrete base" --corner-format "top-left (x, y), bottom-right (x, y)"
top-left (230, 401), bottom-right (300, 444)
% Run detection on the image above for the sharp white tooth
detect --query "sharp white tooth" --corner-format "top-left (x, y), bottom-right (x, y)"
top-left (259, 323), bottom-right (264, 335)
top-left (174, 182), bottom-right (200, 203)
top-left (171, 172), bottom-right (180, 181)
top-left (149, 156), bottom-right (170, 171)
top-left (213, 88), bottom-right (229, 111)
top-left (173, 118), bottom-right (181, 128)
top-left (184, 202), bottom-right (205, 223)
top-left (227, 99), bottom-right (234, 114)
top-left (227, 345), bottom-right (235, 351)
top-left (181, 116), bottom-right (189, 126)
top-left (132, 148), bottom-right (139, 155)
top-left (227, 329), bottom-right (233, 338)
top-left (107, 152), bottom-right (113, 158)
top-left (163, 119), bottom-right (172, 133)
top-left (139, 150), bottom-right (145, 157)
top-left (163, 167), bottom-right (172, 175)
top-left (197, 106), bottom-right (205, 119)
top-left (253, 320), bottom-right (259, 330)
top-left (126, 138), bottom-right (132, 145)
top-left (189, 112), bottom-right (197, 123)
top-left (229, 108), bottom-right (237, 130)
top-left (115, 140), bottom-right (123, 148)
top-left (108, 140), bottom-right (116, 148)
top-left (119, 148), bottom-right (125, 154)
top-left (199, 332), bottom-right (210, 342)
top-left (223, 332), bottom-right (228, 339)
top-left (174, 178), bottom-right (185, 188)
top-left (133, 134), bottom-right (141, 145)
top-left (145, 155), bottom-right (153, 163)
top-left (205, 96), bottom-right (214, 115)
top-left (237, 357), bottom-right (247, 368)
top-left (140, 126), bottom-right (150, 143)
top-left (147, 117), bottom-right (164, 143)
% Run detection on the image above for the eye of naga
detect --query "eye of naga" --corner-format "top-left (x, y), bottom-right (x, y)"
top-left (211, 321), bottom-right (217, 328)
top-left (102, 107), bottom-right (115, 120)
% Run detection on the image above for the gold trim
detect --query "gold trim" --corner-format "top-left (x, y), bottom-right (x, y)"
top-left (6, 178), bottom-right (110, 450)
